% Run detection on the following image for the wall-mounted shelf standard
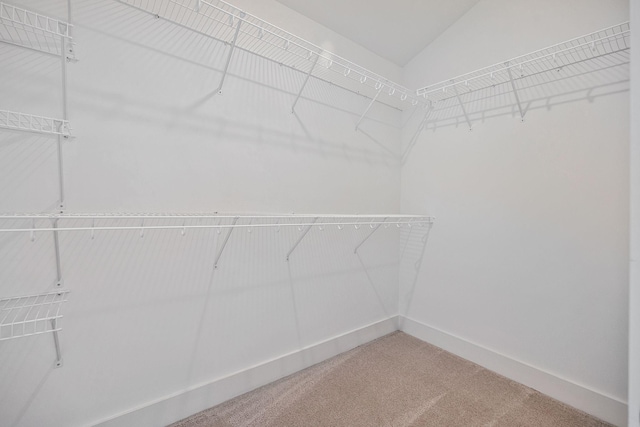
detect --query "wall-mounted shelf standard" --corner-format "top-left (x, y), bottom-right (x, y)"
top-left (415, 22), bottom-right (630, 125)
top-left (117, 0), bottom-right (427, 114)
top-left (0, 110), bottom-right (71, 136)
top-left (0, 1), bottom-right (74, 58)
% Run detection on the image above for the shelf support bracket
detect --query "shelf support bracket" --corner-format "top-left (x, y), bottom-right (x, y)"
top-left (214, 216), bottom-right (239, 269)
top-left (354, 218), bottom-right (387, 254)
top-left (286, 217), bottom-right (318, 261)
top-left (451, 80), bottom-right (472, 130)
top-left (51, 318), bottom-right (63, 368)
top-left (355, 86), bottom-right (383, 131)
top-left (291, 53), bottom-right (319, 113)
top-left (505, 62), bottom-right (525, 122)
top-left (215, 15), bottom-right (244, 95)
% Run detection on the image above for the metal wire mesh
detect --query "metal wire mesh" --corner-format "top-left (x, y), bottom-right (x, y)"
top-left (0, 1), bottom-right (72, 56)
top-left (0, 110), bottom-right (70, 136)
top-left (117, 0), bottom-right (426, 111)
top-left (416, 22), bottom-right (630, 103)
top-left (0, 290), bottom-right (69, 340)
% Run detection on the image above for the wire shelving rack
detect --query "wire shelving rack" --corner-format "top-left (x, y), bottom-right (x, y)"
top-left (0, 110), bottom-right (71, 136)
top-left (117, 0), bottom-right (427, 113)
top-left (0, 290), bottom-right (69, 341)
top-left (415, 22), bottom-right (630, 124)
top-left (0, 1), bottom-right (73, 57)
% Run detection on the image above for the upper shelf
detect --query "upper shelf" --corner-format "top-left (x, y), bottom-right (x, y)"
top-left (118, 0), bottom-right (427, 111)
top-left (0, 1), bottom-right (73, 57)
top-left (416, 22), bottom-right (630, 103)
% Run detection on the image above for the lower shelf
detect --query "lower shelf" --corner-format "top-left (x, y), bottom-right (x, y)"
top-left (0, 290), bottom-right (70, 341)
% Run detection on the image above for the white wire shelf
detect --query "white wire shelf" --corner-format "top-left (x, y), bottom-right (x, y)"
top-left (416, 22), bottom-right (630, 103)
top-left (0, 213), bottom-right (434, 234)
top-left (0, 1), bottom-right (73, 57)
top-left (0, 110), bottom-right (71, 136)
top-left (117, 0), bottom-right (426, 111)
top-left (0, 290), bottom-right (69, 341)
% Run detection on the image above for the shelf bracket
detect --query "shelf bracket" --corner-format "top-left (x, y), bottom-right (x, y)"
top-left (451, 80), bottom-right (472, 130)
top-left (355, 86), bottom-right (383, 131)
top-left (291, 53), bottom-right (319, 113)
top-left (51, 318), bottom-right (63, 368)
top-left (286, 217), bottom-right (318, 261)
top-left (215, 14), bottom-right (244, 95)
top-left (214, 216), bottom-right (239, 269)
top-left (354, 218), bottom-right (387, 254)
top-left (505, 62), bottom-right (525, 122)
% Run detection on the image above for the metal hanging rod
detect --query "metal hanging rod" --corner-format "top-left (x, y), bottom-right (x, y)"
top-left (0, 110), bottom-right (71, 137)
top-left (0, 2), bottom-right (74, 57)
top-left (416, 22), bottom-right (630, 102)
top-left (117, 0), bottom-right (426, 111)
top-left (0, 213), bottom-right (432, 220)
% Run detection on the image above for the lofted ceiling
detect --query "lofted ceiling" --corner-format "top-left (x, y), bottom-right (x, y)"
top-left (275, 0), bottom-right (481, 67)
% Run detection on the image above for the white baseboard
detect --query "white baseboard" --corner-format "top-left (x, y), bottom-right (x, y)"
top-left (92, 316), bottom-right (399, 427)
top-left (399, 316), bottom-right (628, 427)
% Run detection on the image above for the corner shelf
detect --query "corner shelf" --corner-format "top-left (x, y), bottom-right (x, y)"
top-left (0, 290), bottom-right (69, 340)
top-left (415, 22), bottom-right (630, 120)
top-left (0, 110), bottom-right (71, 136)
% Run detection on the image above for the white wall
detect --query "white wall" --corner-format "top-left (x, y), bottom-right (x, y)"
top-left (0, 1), bottom-right (407, 426)
top-left (629, 0), bottom-right (640, 424)
top-left (400, 0), bottom-right (630, 425)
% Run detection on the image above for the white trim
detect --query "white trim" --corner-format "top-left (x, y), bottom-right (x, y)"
top-left (91, 316), bottom-right (399, 427)
top-left (399, 316), bottom-right (627, 427)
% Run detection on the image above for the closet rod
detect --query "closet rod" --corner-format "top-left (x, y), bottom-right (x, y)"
top-left (0, 219), bottom-right (434, 234)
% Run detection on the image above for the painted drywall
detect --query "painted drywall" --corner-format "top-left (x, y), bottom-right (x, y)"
top-left (0, 1), bottom-right (409, 426)
top-left (400, 0), bottom-right (630, 424)
top-left (629, 0), bottom-right (640, 425)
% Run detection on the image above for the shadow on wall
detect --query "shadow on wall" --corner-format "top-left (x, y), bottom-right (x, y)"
top-left (402, 49), bottom-right (630, 164)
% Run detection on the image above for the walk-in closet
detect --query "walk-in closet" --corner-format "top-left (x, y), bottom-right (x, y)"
top-left (1, 0), bottom-right (638, 426)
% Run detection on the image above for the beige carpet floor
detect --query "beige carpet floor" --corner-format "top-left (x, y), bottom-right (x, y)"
top-left (170, 332), bottom-right (612, 427)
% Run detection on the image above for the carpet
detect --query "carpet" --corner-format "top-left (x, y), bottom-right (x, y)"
top-left (170, 332), bottom-right (612, 427)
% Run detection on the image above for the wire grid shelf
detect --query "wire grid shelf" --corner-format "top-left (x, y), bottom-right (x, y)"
top-left (117, 0), bottom-right (426, 111)
top-left (0, 2), bottom-right (72, 56)
top-left (416, 22), bottom-right (630, 103)
top-left (0, 110), bottom-right (71, 136)
top-left (0, 290), bottom-right (70, 341)
top-left (0, 213), bottom-right (435, 234)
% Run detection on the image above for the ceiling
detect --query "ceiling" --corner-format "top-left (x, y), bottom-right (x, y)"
top-left (275, 0), bottom-right (481, 67)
